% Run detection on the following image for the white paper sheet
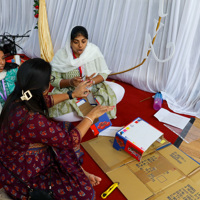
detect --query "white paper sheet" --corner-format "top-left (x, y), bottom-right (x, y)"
top-left (121, 119), bottom-right (163, 151)
top-left (154, 108), bottom-right (190, 129)
top-left (98, 126), bottom-right (123, 137)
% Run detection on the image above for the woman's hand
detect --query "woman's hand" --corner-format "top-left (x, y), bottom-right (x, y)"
top-left (85, 73), bottom-right (96, 82)
top-left (76, 104), bottom-right (115, 138)
top-left (86, 104), bottom-right (115, 121)
top-left (71, 76), bottom-right (83, 87)
top-left (85, 74), bottom-right (105, 85)
top-left (72, 80), bottom-right (92, 98)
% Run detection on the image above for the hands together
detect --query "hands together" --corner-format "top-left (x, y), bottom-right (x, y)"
top-left (72, 80), bottom-right (92, 98)
top-left (71, 73), bottom-right (96, 87)
top-left (85, 73), bottom-right (95, 82)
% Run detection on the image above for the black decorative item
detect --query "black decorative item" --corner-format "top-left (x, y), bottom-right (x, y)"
top-left (0, 31), bottom-right (30, 55)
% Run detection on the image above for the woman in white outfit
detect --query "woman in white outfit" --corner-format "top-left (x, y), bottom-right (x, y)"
top-left (49, 26), bottom-right (125, 122)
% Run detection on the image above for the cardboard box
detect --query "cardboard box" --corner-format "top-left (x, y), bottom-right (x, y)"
top-left (90, 113), bottom-right (112, 136)
top-left (113, 117), bottom-right (164, 161)
top-left (81, 136), bottom-right (200, 200)
top-left (77, 98), bottom-right (112, 136)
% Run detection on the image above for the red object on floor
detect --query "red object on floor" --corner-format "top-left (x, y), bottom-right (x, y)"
top-left (80, 79), bottom-right (193, 200)
top-left (5, 54), bottom-right (30, 63)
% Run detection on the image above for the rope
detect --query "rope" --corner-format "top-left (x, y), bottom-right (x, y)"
top-left (109, 16), bottom-right (162, 76)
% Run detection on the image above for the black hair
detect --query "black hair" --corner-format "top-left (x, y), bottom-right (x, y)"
top-left (71, 26), bottom-right (88, 40)
top-left (0, 46), bottom-right (18, 71)
top-left (0, 58), bottom-right (51, 128)
top-left (4, 63), bottom-right (18, 71)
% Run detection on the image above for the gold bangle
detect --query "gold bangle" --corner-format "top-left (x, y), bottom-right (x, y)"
top-left (84, 116), bottom-right (93, 125)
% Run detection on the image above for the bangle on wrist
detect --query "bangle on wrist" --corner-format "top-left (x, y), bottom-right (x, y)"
top-left (92, 80), bottom-right (95, 85)
top-left (67, 90), bottom-right (73, 99)
top-left (84, 116), bottom-right (93, 125)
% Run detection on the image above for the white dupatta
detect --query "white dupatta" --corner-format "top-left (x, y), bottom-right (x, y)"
top-left (51, 30), bottom-right (111, 76)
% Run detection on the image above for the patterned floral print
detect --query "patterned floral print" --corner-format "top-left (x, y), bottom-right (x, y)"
top-left (0, 105), bottom-right (95, 199)
top-left (0, 68), bottom-right (18, 107)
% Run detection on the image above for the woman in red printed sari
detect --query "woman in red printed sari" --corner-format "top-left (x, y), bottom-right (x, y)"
top-left (0, 58), bottom-right (114, 200)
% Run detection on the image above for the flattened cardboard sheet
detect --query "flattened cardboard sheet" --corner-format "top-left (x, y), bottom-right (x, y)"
top-left (82, 137), bottom-right (200, 200)
top-left (158, 144), bottom-right (199, 175)
top-left (127, 152), bottom-right (184, 193)
top-left (82, 137), bottom-right (134, 173)
top-left (81, 136), bottom-right (169, 173)
top-left (107, 165), bottom-right (153, 200)
top-left (149, 178), bottom-right (200, 200)
top-left (188, 168), bottom-right (200, 187)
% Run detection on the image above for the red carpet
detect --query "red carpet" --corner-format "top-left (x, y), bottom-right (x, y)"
top-left (80, 79), bottom-right (193, 200)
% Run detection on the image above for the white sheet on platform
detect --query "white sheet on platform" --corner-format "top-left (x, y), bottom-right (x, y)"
top-left (154, 108), bottom-right (190, 129)
top-left (99, 126), bottom-right (122, 137)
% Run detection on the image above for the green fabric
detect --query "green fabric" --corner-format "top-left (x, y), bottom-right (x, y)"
top-left (49, 69), bottom-right (117, 119)
top-left (0, 68), bottom-right (18, 106)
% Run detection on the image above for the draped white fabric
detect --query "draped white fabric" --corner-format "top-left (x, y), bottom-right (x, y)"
top-left (0, 0), bottom-right (200, 117)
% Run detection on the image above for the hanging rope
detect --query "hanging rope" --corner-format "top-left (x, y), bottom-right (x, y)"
top-left (109, 16), bottom-right (162, 76)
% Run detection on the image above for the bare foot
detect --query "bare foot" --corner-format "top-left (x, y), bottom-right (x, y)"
top-left (82, 168), bottom-right (102, 186)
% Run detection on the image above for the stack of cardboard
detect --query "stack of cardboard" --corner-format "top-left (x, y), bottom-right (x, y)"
top-left (82, 136), bottom-right (200, 199)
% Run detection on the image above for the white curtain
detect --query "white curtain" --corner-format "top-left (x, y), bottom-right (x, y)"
top-left (0, 0), bottom-right (200, 117)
